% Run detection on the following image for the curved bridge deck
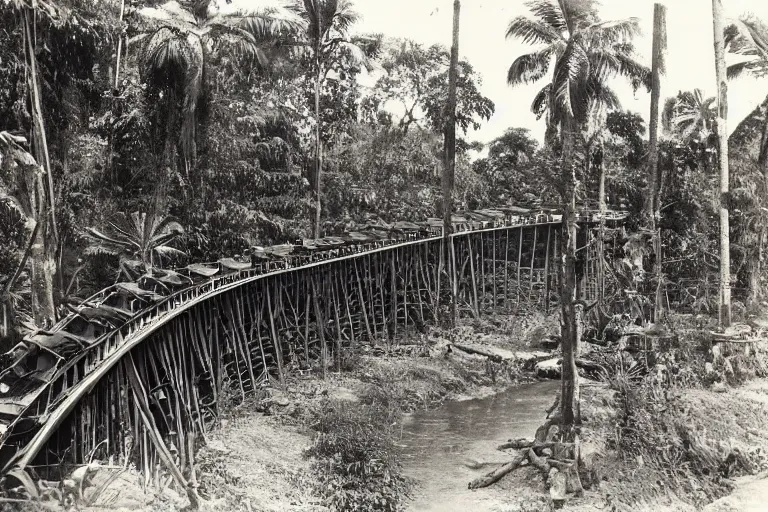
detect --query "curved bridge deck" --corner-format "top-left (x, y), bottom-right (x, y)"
top-left (0, 208), bottom-right (625, 492)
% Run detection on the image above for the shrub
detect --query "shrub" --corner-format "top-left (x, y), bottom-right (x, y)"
top-left (305, 398), bottom-right (410, 511)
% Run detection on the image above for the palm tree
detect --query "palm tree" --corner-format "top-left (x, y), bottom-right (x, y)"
top-left (506, 0), bottom-right (649, 145)
top-left (662, 89), bottom-right (717, 144)
top-left (132, 0), bottom-right (299, 180)
top-left (506, 0), bottom-right (648, 434)
top-left (724, 15), bottom-right (768, 308)
top-left (726, 16), bottom-right (768, 172)
top-left (85, 212), bottom-right (186, 279)
top-left (285, 0), bottom-right (367, 238)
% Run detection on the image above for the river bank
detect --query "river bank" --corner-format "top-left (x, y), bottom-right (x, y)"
top-left (25, 313), bottom-right (768, 512)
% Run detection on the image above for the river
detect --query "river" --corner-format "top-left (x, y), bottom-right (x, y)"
top-left (397, 380), bottom-right (560, 511)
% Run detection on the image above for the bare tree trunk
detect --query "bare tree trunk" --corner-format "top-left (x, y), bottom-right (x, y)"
top-left (313, 52), bottom-right (322, 239)
top-left (441, 0), bottom-right (460, 327)
top-left (597, 140), bottom-right (605, 304)
top-left (24, 11), bottom-right (57, 328)
top-left (560, 114), bottom-right (580, 431)
top-left (647, 3), bottom-right (667, 323)
top-left (713, 0), bottom-right (731, 329)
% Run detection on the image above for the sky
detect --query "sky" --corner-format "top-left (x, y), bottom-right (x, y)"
top-left (347, 0), bottom-right (768, 146)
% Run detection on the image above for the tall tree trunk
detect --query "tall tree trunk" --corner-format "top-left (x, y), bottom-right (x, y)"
top-left (24, 11), bottom-right (57, 328)
top-left (313, 51), bottom-right (322, 239)
top-left (713, 0), bottom-right (731, 329)
top-left (597, 140), bottom-right (606, 304)
top-left (114, 0), bottom-right (126, 90)
top-left (647, 3), bottom-right (667, 323)
top-left (441, 0), bottom-right (460, 326)
top-left (560, 114), bottom-right (580, 431)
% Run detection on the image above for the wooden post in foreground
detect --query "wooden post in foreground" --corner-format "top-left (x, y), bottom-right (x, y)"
top-left (712, 0), bottom-right (731, 329)
top-left (441, 0), bottom-right (460, 326)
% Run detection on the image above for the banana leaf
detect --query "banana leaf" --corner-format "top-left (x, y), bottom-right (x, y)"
top-left (392, 221), bottom-right (421, 231)
top-left (73, 305), bottom-right (133, 327)
top-left (185, 263), bottom-right (219, 277)
top-left (219, 258), bottom-right (251, 271)
top-left (115, 282), bottom-right (163, 302)
top-left (139, 269), bottom-right (192, 289)
top-left (265, 244), bottom-right (293, 258)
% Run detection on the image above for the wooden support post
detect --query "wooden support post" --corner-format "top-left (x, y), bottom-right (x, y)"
top-left (480, 231), bottom-right (486, 312)
top-left (353, 259), bottom-right (374, 341)
top-left (265, 284), bottom-right (286, 387)
top-left (390, 253), bottom-right (398, 341)
top-left (492, 230), bottom-right (497, 314)
top-left (529, 225), bottom-right (538, 303)
top-left (468, 237), bottom-right (480, 317)
top-left (504, 230), bottom-right (510, 312)
top-left (516, 227), bottom-right (524, 310)
top-left (544, 225), bottom-right (552, 313)
top-left (330, 265), bottom-right (343, 372)
top-left (311, 274), bottom-right (327, 379)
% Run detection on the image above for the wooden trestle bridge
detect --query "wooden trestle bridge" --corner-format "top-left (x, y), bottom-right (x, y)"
top-left (0, 206), bottom-right (626, 497)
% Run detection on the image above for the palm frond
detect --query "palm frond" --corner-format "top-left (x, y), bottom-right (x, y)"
top-left (552, 39), bottom-right (590, 117)
top-left (612, 51), bottom-right (651, 92)
top-left (727, 60), bottom-right (752, 80)
top-left (506, 16), bottom-right (563, 45)
top-left (508, 48), bottom-right (555, 85)
top-left (731, 16), bottom-right (768, 62)
top-left (525, 0), bottom-right (567, 32)
top-left (233, 8), bottom-right (305, 41)
top-left (324, 0), bottom-right (358, 36)
top-left (137, 1), bottom-right (198, 29)
top-left (153, 246), bottom-right (187, 258)
top-left (588, 18), bottom-right (642, 44)
top-left (141, 27), bottom-right (196, 78)
top-left (531, 83), bottom-right (552, 119)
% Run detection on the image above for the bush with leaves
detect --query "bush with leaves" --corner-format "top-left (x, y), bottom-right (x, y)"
top-left (305, 397), bottom-right (410, 512)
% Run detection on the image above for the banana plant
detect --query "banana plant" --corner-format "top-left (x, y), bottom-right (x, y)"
top-left (85, 212), bottom-right (186, 279)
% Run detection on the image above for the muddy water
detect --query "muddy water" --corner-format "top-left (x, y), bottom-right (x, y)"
top-left (397, 380), bottom-right (560, 511)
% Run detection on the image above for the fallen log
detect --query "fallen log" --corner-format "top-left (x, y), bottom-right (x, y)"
top-left (528, 447), bottom-right (551, 477)
top-left (497, 439), bottom-right (574, 453)
top-left (451, 344), bottom-right (503, 363)
top-left (497, 438), bottom-right (534, 451)
top-left (468, 450), bottom-right (527, 489)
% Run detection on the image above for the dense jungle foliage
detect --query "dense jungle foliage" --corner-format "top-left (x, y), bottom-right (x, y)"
top-left (1, 0), bottom-right (768, 351)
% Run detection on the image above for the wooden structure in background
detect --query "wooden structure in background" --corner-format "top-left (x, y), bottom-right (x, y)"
top-left (0, 209), bottom-right (623, 495)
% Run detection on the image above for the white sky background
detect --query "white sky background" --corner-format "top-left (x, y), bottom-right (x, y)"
top-left (350, 0), bottom-right (768, 146)
top-left (229, 1), bottom-right (768, 147)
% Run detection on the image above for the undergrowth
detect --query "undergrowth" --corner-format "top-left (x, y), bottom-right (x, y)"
top-left (606, 322), bottom-right (768, 508)
top-left (305, 394), bottom-right (410, 512)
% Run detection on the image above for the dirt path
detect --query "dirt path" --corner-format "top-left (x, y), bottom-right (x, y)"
top-left (703, 472), bottom-right (768, 512)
